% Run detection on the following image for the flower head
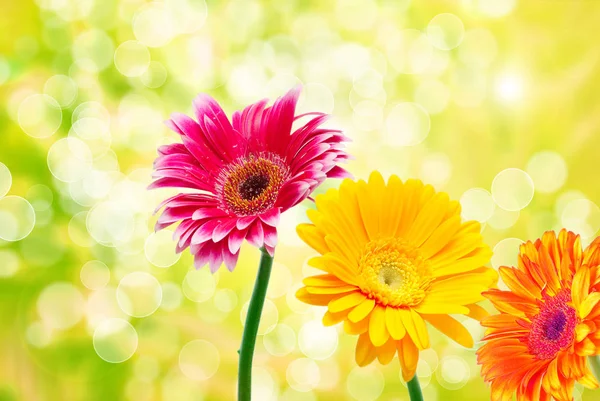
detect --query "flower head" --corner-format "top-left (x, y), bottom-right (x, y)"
top-left (478, 230), bottom-right (600, 401)
top-left (296, 172), bottom-right (497, 381)
top-left (151, 87), bottom-right (350, 272)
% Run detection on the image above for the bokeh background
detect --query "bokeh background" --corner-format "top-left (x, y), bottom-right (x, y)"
top-left (2, 0), bottom-right (600, 400)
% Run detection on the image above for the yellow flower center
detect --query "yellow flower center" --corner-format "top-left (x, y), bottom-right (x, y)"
top-left (358, 238), bottom-right (433, 307)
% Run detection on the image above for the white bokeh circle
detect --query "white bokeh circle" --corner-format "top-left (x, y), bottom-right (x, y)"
top-left (179, 339), bottom-right (220, 381)
top-left (93, 318), bottom-right (138, 363)
top-left (116, 271), bottom-right (163, 318)
top-left (0, 196), bottom-right (36, 242)
top-left (491, 168), bottom-right (534, 211)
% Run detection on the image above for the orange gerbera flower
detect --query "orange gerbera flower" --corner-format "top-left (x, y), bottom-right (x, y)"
top-left (478, 230), bottom-right (600, 401)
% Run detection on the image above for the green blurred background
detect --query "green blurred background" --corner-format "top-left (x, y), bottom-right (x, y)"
top-left (2, 0), bottom-right (600, 400)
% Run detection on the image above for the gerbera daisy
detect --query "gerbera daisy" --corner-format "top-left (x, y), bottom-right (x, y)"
top-left (296, 171), bottom-right (497, 381)
top-left (150, 86), bottom-right (350, 272)
top-left (478, 230), bottom-right (600, 401)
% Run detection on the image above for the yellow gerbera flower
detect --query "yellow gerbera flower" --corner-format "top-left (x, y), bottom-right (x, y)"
top-left (296, 172), bottom-right (498, 381)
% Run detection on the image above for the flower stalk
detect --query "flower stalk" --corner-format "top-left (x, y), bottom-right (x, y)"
top-left (238, 248), bottom-right (275, 401)
top-left (407, 375), bottom-right (424, 401)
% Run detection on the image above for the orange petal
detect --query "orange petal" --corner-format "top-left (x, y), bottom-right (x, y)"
top-left (355, 332), bottom-right (377, 367)
top-left (376, 337), bottom-right (397, 365)
top-left (424, 314), bottom-right (474, 348)
top-left (397, 335), bottom-right (419, 382)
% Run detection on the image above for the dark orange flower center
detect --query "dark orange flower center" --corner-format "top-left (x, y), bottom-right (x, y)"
top-left (216, 153), bottom-right (289, 216)
top-left (527, 289), bottom-right (577, 360)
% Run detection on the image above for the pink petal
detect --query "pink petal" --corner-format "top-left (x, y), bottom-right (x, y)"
top-left (222, 248), bottom-right (240, 272)
top-left (263, 224), bottom-right (278, 248)
top-left (212, 219), bottom-right (237, 242)
top-left (228, 228), bottom-right (247, 254)
top-left (192, 208), bottom-right (228, 220)
top-left (259, 208), bottom-right (281, 227)
top-left (264, 244), bottom-right (275, 256)
top-left (236, 215), bottom-right (256, 230)
top-left (246, 221), bottom-right (265, 248)
top-left (191, 219), bottom-right (220, 245)
top-left (326, 165), bottom-right (352, 179)
top-left (263, 86), bottom-right (301, 155)
top-left (164, 119), bottom-right (183, 135)
top-left (276, 181), bottom-right (311, 211)
top-left (193, 247), bottom-right (210, 270)
top-left (206, 242), bottom-right (223, 273)
top-left (235, 98), bottom-right (269, 139)
top-left (170, 113), bottom-right (223, 170)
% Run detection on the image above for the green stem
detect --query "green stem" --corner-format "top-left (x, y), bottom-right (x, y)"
top-left (407, 374), bottom-right (424, 401)
top-left (238, 248), bottom-right (275, 401)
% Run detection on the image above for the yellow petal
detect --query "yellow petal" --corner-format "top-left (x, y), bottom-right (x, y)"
top-left (305, 285), bottom-right (357, 295)
top-left (430, 233), bottom-right (485, 266)
top-left (295, 287), bottom-right (333, 306)
top-left (576, 323), bottom-right (592, 342)
top-left (572, 267), bottom-right (591, 309)
top-left (328, 291), bottom-right (366, 313)
top-left (317, 205), bottom-right (363, 263)
top-left (410, 309), bottom-right (429, 349)
top-left (425, 273), bottom-right (493, 306)
top-left (398, 308), bottom-right (429, 349)
top-left (319, 253), bottom-right (360, 286)
top-left (344, 315), bottom-right (369, 335)
top-left (323, 310), bottom-right (347, 326)
top-left (324, 236), bottom-right (360, 267)
top-left (419, 215), bottom-right (461, 259)
top-left (355, 333), bottom-right (377, 367)
top-left (296, 224), bottom-right (328, 254)
top-left (356, 172), bottom-right (385, 240)
top-left (424, 314), bottom-right (474, 348)
top-left (579, 292), bottom-right (600, 318)
top-left (303, 274), bottom-right (346, 287)
top-left (369, 305), bottom-right (390, 347)
top-left (466, 304), bottom-right (489, 321)
top-left (432, 249), bottom-right (493, 277)
top-left (579, 367), bottom-right (600, 389)
top-left (385, 307), bottom-right (406, 340)
top-left (413, 302), bottom-right (470, 315)
top-left (379, 175), bottom-right (404, 238)
top-left (395, 179), bottom-right (424, 237)
top-left (338, 179), bottom-right (369, 247)
top-left (406, 192), bottom-right (450, 247)
top-left (348, 298), bottom-right (376, 323)
top-left (575, 337), bottom-right (596, 356)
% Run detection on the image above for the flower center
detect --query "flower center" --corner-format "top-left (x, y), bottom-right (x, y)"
top-left (358, 238), bottom-right (433, 307)
top-left (239, 175), bottom-right (270, 200)
top-left (527, 289), bottom-right (577, 360)
top-left (216, 153), bottom-right (289, 216)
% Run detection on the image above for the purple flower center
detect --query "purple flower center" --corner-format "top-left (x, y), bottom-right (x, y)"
top-left (543, 310), bottom-right (567, 341)
top-left (239, 174), bottom-right (270, 200)
top-left (527, 289), bottom-right (577, 360)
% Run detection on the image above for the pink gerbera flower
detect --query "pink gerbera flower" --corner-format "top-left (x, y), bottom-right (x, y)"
top-left (150, 87), bottom-right (350, 272)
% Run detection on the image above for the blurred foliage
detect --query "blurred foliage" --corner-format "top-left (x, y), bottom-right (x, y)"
top-left (1, 0), bottom-right (600, 400)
